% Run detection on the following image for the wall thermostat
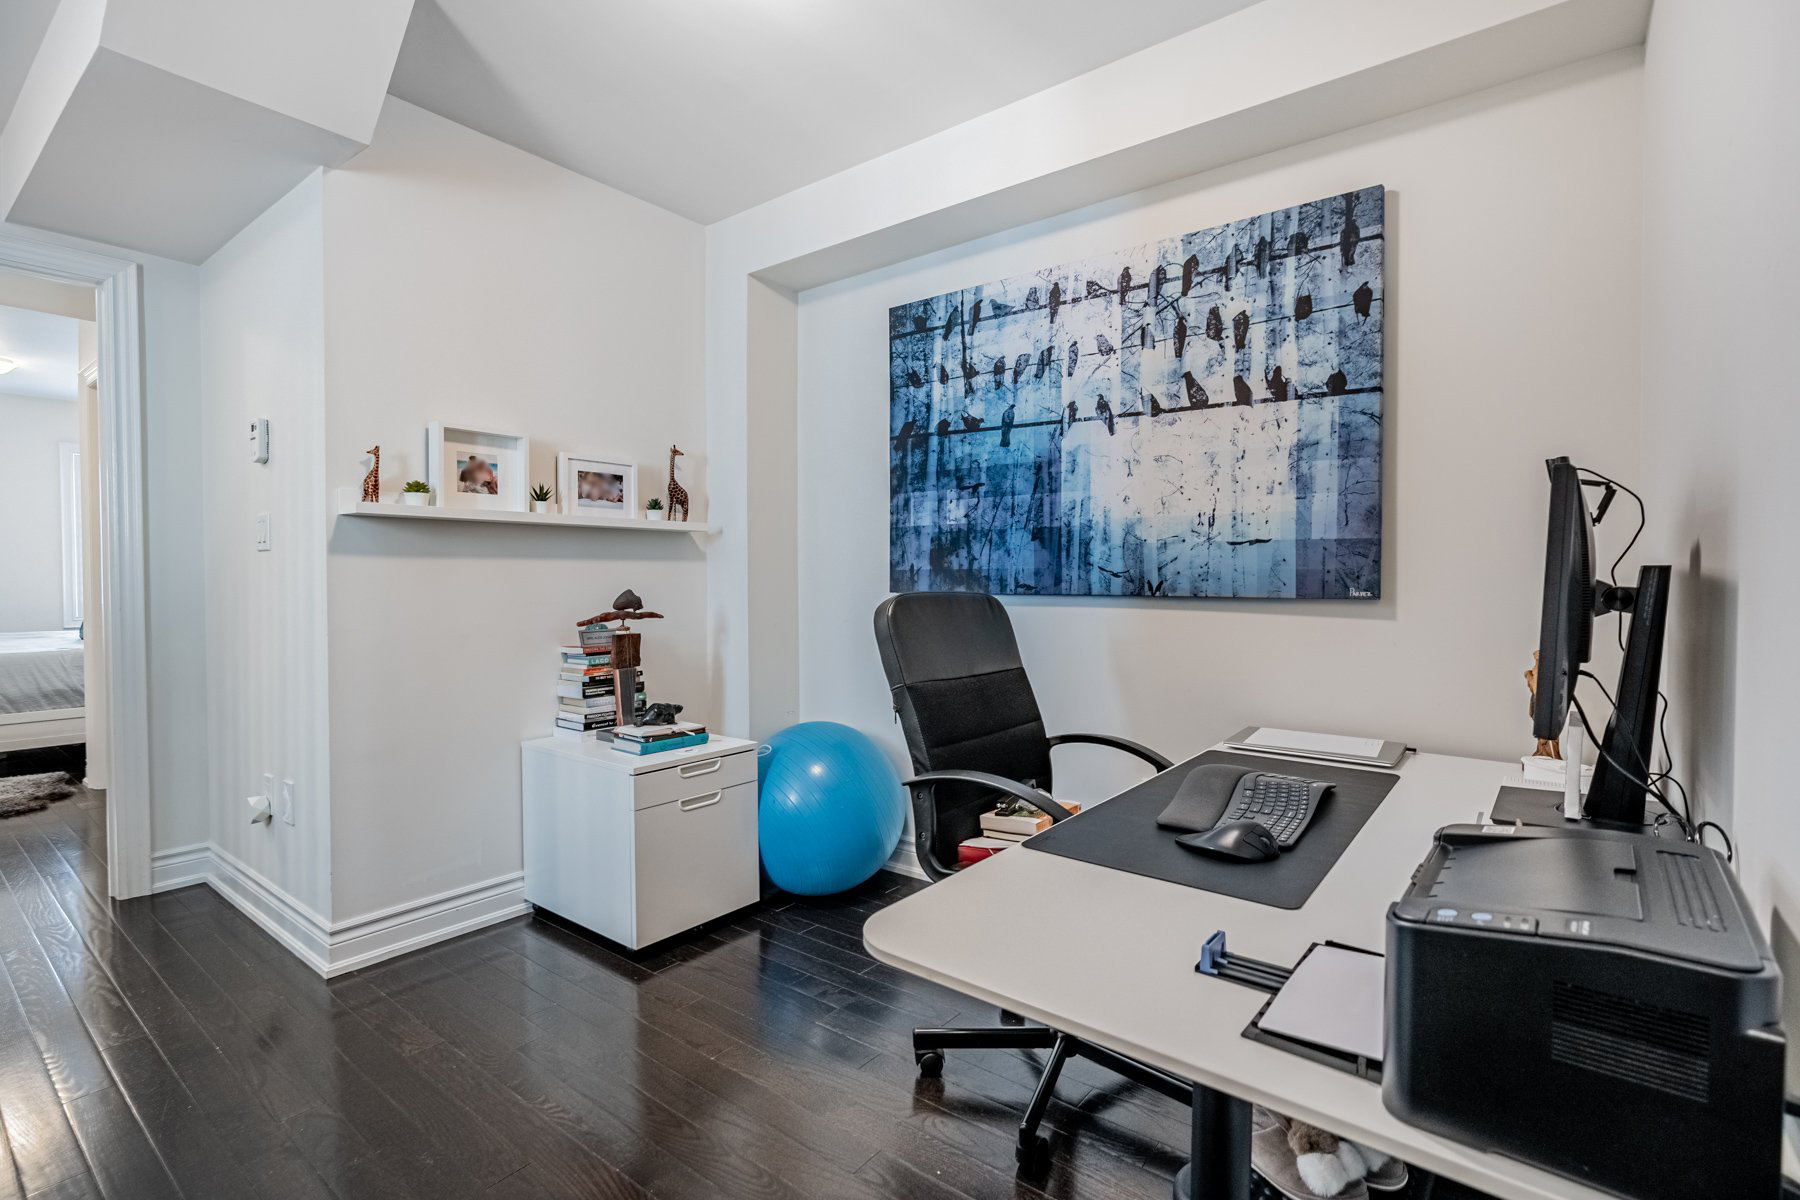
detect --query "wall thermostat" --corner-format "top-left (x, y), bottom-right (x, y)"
top-left (249, 417), bottom-right (270, 464)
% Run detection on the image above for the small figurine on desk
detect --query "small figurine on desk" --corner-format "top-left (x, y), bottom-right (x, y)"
top-left (361, 446), bottom-right (380, 502)
top-left (641, 701), bottom-right (683, 726)
top-left (665, 445), bottom-right (689, 522)
top-left (1523, 651), bottom-right (1562, 759)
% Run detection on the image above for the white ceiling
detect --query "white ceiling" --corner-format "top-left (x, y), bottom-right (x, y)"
top-left (389, 0), bottom-right (1260, 224)
top-left (0, 303), bottom-right (81, 402)
top-left (0, 0), bottom-right (58, 133)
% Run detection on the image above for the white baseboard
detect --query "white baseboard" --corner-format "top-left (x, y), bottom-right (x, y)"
top-left (149, 843), bottom-right (213, 891)
top-left (150, 844), bottom-right (526, 977)
top-left (327, 873), bottom-right (528, 976)
top-left (882, 847), bottom-right (927, 880)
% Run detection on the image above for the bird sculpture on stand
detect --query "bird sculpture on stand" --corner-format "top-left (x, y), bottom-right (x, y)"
top-left (577, 589), bottom-right (664, 631)
top-left (361, 446), bottom-right (381, 502)
top-left (577, 589), bottom-right (664, 673)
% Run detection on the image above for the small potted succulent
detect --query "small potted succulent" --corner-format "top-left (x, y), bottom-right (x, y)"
top-left (399, 480), bottom-right (432, 507)
top-left (529, 483), bottom-right (554, 514)
top-left (644, 496), bottom-right (665, 522)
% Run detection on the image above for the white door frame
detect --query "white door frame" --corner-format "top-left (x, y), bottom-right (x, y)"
top-left (0, 230), bottom-right (151, 898)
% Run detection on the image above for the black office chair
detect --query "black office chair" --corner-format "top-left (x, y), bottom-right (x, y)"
top-left (873, 591), bottom-right (1193, 1174)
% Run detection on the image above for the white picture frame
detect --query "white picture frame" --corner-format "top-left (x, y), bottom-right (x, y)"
top-left (427, 422), bottom-right (529, 511)
top-left (557, 454), bottom-right (636, 517)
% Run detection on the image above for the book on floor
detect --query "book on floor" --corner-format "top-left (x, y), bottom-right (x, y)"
top-left (957, 836), bottom-right (1016, 865)
top-left (979, 801), bottom-right (1079, 837)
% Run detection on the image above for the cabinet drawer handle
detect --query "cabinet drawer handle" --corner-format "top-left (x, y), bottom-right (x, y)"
top-left (679, 791), bottom-right (723, 812)
top-left (678, 758), bottom-right (724, 778)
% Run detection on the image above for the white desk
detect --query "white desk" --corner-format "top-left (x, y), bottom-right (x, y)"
top-left (864, 748), bottom-right (1616, 1200)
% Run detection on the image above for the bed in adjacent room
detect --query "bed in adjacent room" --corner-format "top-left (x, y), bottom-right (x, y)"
top-left (0, 630), bottom-right (86, 752)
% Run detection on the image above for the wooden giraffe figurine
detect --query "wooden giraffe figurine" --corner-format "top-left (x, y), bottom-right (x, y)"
top-left (361, 446), bottom-right (381, 502)
top-left (665, 445), bottom-right (689, 522)
top-left (1524, 651), bottom-right (1561, 759)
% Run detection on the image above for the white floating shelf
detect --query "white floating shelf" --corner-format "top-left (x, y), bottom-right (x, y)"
top-left (334, 489), bottom-right (716, 534)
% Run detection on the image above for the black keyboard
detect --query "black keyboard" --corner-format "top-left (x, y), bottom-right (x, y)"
top-left (1218, 771), bottom-right (1332, 849)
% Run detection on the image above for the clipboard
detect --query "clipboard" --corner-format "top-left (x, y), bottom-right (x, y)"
top-left (1196, 932), bottom-right (1386, 1082)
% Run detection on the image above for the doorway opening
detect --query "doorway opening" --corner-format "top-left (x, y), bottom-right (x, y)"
top-left (0, 237), bottom-right (151, 898)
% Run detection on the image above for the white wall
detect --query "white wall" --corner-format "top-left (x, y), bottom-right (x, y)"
top-left (77, 326), bottom-right (107, 789)
top-left (796, 55), bottom-right (1644, 819)
top-left (706, 0), bottom-right (1650, 742)
top-left (0, 268), bottom-right (92, 320)
top-left (197, 173), bottom-right (331, 916)
top-left (139, 251), bottom-right (208, 852)
top-left (0, 390), bottom-right (77, 631)
top-left (1640, 1), bottom-right (1800, 940)
top-left (320, 99), bottom-right (707, 923)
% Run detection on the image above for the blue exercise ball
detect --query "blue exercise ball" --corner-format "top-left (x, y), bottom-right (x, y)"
top-left (758, 722), bottom-right (905, 896)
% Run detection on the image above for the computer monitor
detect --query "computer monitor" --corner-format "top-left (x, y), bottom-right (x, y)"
top-left (1519, 457), bottom-right (1670, 828)
top-left (1530, 458), bottom-right (1593, 743)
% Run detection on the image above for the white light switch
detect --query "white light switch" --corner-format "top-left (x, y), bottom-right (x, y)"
top-left (255, 512), bottom-right (272, 552)
top-left (278, 778), bottom-right (295, 826)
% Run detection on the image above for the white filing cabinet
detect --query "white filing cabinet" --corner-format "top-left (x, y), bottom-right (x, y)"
top-left (521, 735), bottom-right (761, 950)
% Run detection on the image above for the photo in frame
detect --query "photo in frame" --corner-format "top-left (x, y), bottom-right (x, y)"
top-left (557, 453), bottom-right (636, 517)
top-left (426, 423), bottom-right (530, 510)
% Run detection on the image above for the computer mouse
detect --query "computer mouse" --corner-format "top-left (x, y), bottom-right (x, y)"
top-left (1175, 820), bottom-right (1281, 863)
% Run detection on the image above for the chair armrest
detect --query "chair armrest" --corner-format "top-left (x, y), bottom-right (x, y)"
top-left (1047, 732), bottom-right (1174, 773)
top-left (901, 770), bottom-right (1075, 823)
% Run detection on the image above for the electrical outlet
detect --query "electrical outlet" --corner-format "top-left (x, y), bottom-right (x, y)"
top-left (278, 779), bottom-right (295, 826)
top-left (255, 512), bottom-right (272, 552)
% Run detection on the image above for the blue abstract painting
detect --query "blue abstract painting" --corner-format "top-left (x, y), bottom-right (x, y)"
top-left (889, 186), bottom-right (1383, 599)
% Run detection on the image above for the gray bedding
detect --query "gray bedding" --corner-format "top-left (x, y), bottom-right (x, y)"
top-left (0, 631), bottom-right (84, 715)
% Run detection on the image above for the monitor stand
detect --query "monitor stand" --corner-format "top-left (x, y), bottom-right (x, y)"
top-left (1492, 564), bottom-right (1670, 833)
top-left (1490, 784), bottom-right (1653, 831)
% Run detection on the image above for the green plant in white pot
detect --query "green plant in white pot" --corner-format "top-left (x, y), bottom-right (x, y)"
top-left (530, 483), bottom-right (553, 514)
top-left (399, 480), bottom-right (432, 507)
top-left (644, 497), bottom-right (665, 521)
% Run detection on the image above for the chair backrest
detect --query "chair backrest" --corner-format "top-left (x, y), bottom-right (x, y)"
top-left (873, 592), bottom-right (1053, 874)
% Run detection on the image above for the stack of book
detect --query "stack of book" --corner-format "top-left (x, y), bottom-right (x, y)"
top-left (609, 722), bottom-right (708, 756)
top-left (955, 799), bottom-right (1082, 865)
top-left (553, 624), bottom-right (647, 740)
top-left (955, 836), bottom-right (1016, 866)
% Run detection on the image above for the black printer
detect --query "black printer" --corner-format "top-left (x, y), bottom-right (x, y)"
top-left (1385, 824), bottom-right (1784, 1200)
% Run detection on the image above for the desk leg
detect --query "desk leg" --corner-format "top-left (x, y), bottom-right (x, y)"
top-left (1172, 1084), bottom-right (1251, 1200)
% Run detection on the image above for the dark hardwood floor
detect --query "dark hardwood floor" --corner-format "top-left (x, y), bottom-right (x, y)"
top-left (0, 758), bottom-right (1203, 1199)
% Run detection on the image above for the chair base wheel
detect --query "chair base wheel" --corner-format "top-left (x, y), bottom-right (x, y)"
top-left (1016, 1133), bottom-right (1051, 1176)
top-left (915, 1051), bottom-right (944, 1078)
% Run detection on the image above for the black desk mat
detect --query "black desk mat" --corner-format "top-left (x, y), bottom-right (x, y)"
top-left (1026, 750), bottom-right (1402, 909)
